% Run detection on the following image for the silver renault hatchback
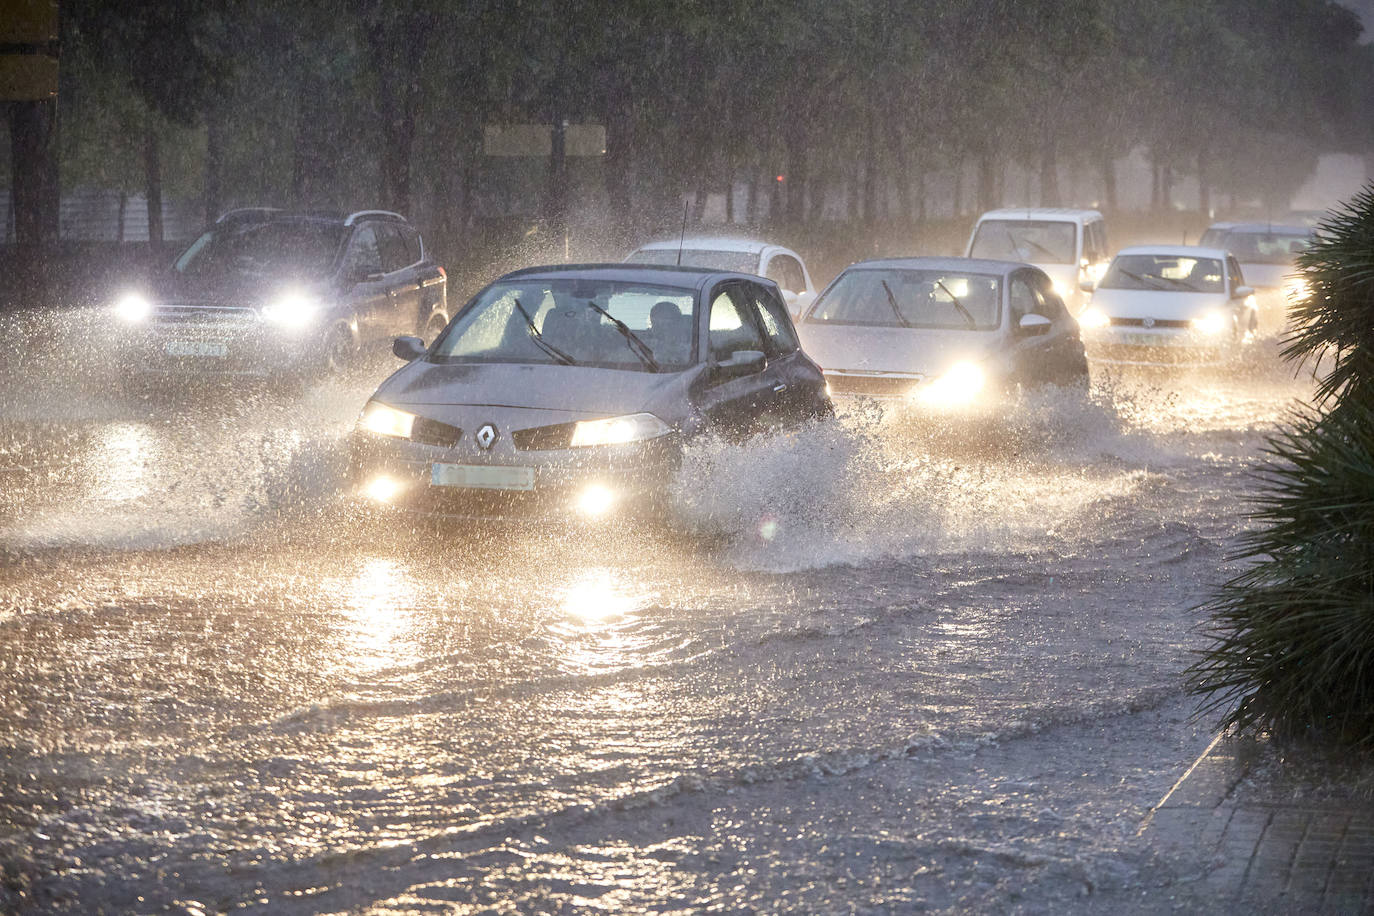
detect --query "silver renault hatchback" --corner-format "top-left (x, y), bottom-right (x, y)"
top-left (349, 264), bottom-right (830, 522)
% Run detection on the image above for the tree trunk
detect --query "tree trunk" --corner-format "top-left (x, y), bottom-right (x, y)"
top-left (145, 119), bottom-right (164, 247)
top-left (863, 109), bottom-right (878, 228)
top-left (1099, 148), bottom-right (1118, 212)
top-left (205, 113), bottom-right (224, 224)
top-left (746, 172), bottom-right (759, 227)
top-left (603, 75), bottom-right (632, 235)
top-left (7, 98), bottom-right (60, 267)
top-left (977, 150), bottom-right (997, 214)
top-left (785, 117), bottom-right (807, 225)
top-left (1197, 148), bottom-right (1210, 216)
top-left (1039, 127), bottom-right (1060, 207)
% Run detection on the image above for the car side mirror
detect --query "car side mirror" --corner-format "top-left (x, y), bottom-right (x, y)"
top-left (793, 290), bottom-right (816, 317)
top-left (392, 335), bottom-right (426, 361)
top-left (1233, 285), bottom-right (1254, 299)
top-left (713, 349), bottom-right (766, 379)
top-left (1078, 277), bottom-right (1095, 292)
top-left (1018, 313), bottom-right (1052, 336)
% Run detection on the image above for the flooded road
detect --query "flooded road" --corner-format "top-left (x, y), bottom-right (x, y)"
top-left (0, 308), bottom-right (1316, 913)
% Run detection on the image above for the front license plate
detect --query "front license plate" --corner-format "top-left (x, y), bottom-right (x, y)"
top-left (164, 340), bottom-right (228, 358)
top-left (431, 463), bottom-right (535, 491)
top-left (1119, 332), bottom-right (1172, 347)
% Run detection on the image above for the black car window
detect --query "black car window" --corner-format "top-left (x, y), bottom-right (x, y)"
top-left (401, 226), bottom-right (423, 264)
top-left (709, 286), bottom-right (767, 361)
top-left (377, 225), bottom-right (412, 273)
top-left (347, 226), bottom-right (383, 277)
top-left (765, 254), bottom-right (805, 293)
top-left (748, 284), bottom-right (800, 355)
top-left (1027, 273), bottom-right (1067, 319)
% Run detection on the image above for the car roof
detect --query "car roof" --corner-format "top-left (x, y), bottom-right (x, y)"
top-left (1116, 245), bottom-right (1231, 259)
top-left (213, 208), bottom-right (409, 228)
top-left (632, 237), bottom-right (776, 254)
top-left (976, 208), bottom-right (1103, 222)
top-left (497, 262), bottom-right (769, 288)
top-left (1211, 223), bottom-right (1313, 236)
top-left (842, 256), bottom-right (1033, 276)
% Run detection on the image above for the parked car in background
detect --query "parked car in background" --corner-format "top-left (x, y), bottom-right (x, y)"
top-left (1197, 222), bottom-right (1316, 327)
top-left (1077, 245), bottom-right (1257, 367)
top-left (350, 263), bottom-right (830, 522)
top-left (965, 208), bottom-right (1110, 315)
top-left (625, 237), bottom-right (817, 317)
top-left (796, 257), bottom-right (1088, 409)
top-left (110, 208), bottom-right (448, 381)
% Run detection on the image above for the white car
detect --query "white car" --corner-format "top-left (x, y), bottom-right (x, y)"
top-left (1077, 245), bottom-right (1257, 366)
top-left (625, 237), bottom-right (817, 317)
top-left (1198, 222), bottom-right (1315, 325)
top-left (965, 208), bottom-right (1110, 315)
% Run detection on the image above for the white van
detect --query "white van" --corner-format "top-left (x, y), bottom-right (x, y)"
top-left (965, 208), bottom-right (1110, 315)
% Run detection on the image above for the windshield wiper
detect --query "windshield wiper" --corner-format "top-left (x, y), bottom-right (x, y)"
top-left (1117, 269), bottom-right (1171, 291)
top-left (881, 280), bottom-right (913, 327)
top-left (584, 301), bottom-right (661, 371)
top-left (511, 297), bottom-right (577, 366)
top-left (934, 279), bottom-right (977, 329)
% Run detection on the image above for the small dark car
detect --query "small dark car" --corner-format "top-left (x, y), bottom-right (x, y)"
top-left (111, 208), bottom-right (448, 380)
top-left (349, 263), bottom-right (831, 522)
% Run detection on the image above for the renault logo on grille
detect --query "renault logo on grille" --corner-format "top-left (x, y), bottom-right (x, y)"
top-left (475, 424), bottom-right (497, 449)
top-left (1142, 316), bottom-right (1156, 328)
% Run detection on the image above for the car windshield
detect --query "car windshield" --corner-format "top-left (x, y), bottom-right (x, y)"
top-left (1099, 254), bottom-right (1225, 293)
top-left (431, 278), bottom-right (697, 372)
top-left (968, 220), bottom-right (1077, 264)
top-left (1219, 230), bottom-right (1313, 265)
top-left (174, 221), bottom-right (345, 278)
top-left (626, 248), bottom-right (758, 273)
top-left (805, 268), bottom-right (1002, 330)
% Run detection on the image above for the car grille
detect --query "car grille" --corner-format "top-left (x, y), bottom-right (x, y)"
top-left (824, 373), bottom-right (921, 398)
top-left (512, 421), bottom-right (577, 451)
top-left (1108, 317), bottom-right (1191, 329)
top-left (411, 417), bottom-right (462, 449)
top-left (152, 303), bottom-right (259, 325)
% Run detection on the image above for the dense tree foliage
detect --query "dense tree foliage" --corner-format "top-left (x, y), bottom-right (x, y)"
top-left (1190, 185), bottom-right (1374, 747)
top-left (6, 0), bottom-right (1373, 262)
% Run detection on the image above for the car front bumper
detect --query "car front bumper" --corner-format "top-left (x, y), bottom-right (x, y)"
top-left (113, 307), bottom-right (325, 378)
top-left (348, 430), bottom-right (684, 523)
top-left (1082, 327), bottom-right (1232, 367)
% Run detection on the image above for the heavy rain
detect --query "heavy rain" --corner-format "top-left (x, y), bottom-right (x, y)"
top-left (4, 2), bottom-right (1374, 913)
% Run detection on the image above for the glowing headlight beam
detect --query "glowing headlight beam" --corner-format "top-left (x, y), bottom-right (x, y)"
top-left (576, 483), bottom-right (617, 516)
top-left (917, 360), bottom-right (986, 409)
top-left (359, 401), bottom-right (417, 439)
top-left (1191, 311), bottom-right (1229, 336)
top-left (115, 293), bottom-right (152, 323)
top-left (261, 292), bottom-right (320, 328)
top-left (363, 475), bottom-right (402, 503)
top-left (569, 413), bottom-right (670, 448)
top-left (1077, 307), bottom-right (1110, 329)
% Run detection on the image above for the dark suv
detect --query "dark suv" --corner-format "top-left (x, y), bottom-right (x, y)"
top-left (111, 208), bottom-right (448, 380)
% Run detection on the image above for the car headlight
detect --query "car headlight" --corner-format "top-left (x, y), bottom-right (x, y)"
top-left (115, 293), bottom-right (152, 323)
top-left (569, 412), bottom-right (670, 447)
top-left (359, 401), bottom-right (416, 439)
top-left (261, 292), bottom-right (320, 328)
top-left (1191, 311), bottom-right (1229, 335)
top-left (917, 360), bottom-right (986, 408)
top-left (1052, 280), bottom-right (1071, 300)
top-left (1077, 307), bottom-right (1109, 329)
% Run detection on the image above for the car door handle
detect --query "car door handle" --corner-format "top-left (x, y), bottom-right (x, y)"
top-left (772, 383), bottom-right (787, 393)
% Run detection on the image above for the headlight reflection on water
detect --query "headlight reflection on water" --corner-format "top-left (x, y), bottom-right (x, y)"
top-left (87, 423), bottom-right (159, 502)
top-left (335, 557), bottom-right (421, 672)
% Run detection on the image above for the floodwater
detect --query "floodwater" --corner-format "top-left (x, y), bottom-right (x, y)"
top-left (0, 307), bottom-right (1318, 913)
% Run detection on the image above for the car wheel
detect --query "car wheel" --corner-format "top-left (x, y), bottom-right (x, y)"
top-left (323, 323), bottom-right (356, 374)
